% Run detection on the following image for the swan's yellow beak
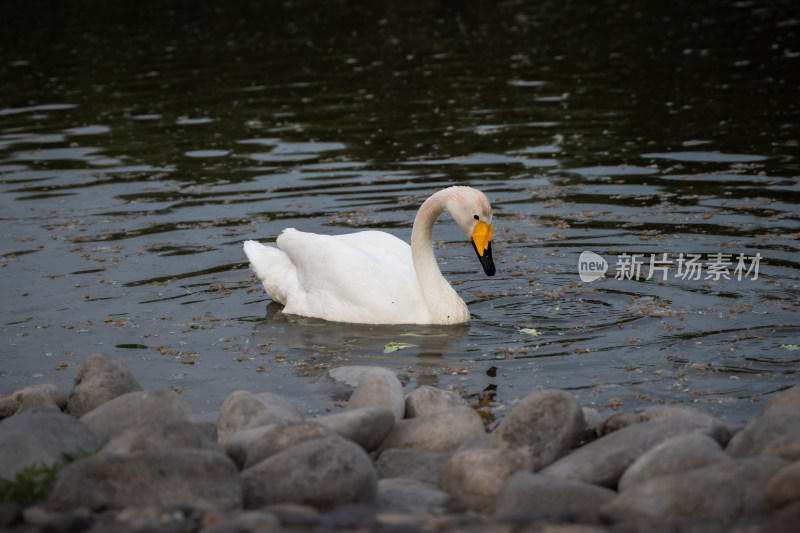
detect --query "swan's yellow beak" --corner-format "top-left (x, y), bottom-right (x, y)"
top-left (471, 221), bottom-right (496, 276)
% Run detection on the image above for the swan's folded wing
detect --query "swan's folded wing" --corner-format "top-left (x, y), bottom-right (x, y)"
top-left (276, 228), bottom-right (429, 323)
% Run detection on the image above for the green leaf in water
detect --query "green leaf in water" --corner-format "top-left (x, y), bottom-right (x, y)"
top-left (520, 328), bottom-right (542, 337)
top-left (549, 306), bottom-right (560, 312)
top-left (190, 324), bottom-right (216, 330)
top-left (384, 342), bottom-right (417, 353)
top-left (780, 344), bottom-right (799, 351)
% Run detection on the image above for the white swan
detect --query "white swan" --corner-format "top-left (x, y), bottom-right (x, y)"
top-left (243, 186), bottom-right (495, 325)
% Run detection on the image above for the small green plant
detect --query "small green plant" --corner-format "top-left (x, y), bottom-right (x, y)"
top-left (0, 446), bottom-right (100, 504)
top-left (0, 462), bottom-right (60, 504)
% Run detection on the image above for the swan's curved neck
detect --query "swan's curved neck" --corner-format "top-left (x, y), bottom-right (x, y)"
top-left (410, 191), bottom-right (469, 324)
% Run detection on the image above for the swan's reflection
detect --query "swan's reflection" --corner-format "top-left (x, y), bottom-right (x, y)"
top-left (251, 303), bottom-right (471, 387)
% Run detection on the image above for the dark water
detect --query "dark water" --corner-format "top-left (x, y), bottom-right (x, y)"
top-left (1, 0), bottom-right (798, 425)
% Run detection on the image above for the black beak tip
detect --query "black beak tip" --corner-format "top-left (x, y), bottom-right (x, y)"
top-left (473, 241), bottom-right (496, 276)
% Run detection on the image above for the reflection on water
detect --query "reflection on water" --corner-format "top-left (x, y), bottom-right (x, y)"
top-left (1, 0), bottom-right (798, 424)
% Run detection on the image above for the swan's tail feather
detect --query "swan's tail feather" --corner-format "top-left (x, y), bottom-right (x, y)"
top-left (243, 240), bottom-right (295, 304)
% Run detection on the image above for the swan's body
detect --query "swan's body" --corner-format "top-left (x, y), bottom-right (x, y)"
top-left (243, 186), bottom-right (495, 325)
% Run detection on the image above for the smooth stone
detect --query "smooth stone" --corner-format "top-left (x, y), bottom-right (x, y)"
top-left (67, 353), bottom-right (143, 418)
top-left (597, 405), bottom-right (704, 437)
top-left (0, 384), bottom-right (67, 417)
top-left (766, 460), bottom-right (800, 510)
top-left (103, 420), bottom-right (222, 455)
top-left (494, 472), bottom-right (618, 515)
top-left (345, 368), bottom-right (405, 420)
top-left (49, 448), bottom-right (242, 512)
top-left (758, 505), bottom-right (800, 533)
top-left (241, 436), bottom-right (377, 509)
top-left (580, 407), bottom-right (602, 443)
top-left (377, 406), bottom-right (485, 455)
top-left (442, 448), bottom-right (531, 514)
top-left (405, 385), bottom-right (466, 418)
top-left (540, 412), bottom-right (731, 488)
top-left (376, 478), bottom-right (452, 514)
top-left (210, 510), bottom-right (282, 533)
top-left (0, 409), bottom-right (99, 481)
top-left (374, 449), bottom-right (451, 488)
top-left (618, 432), bottom-right (731, 491)
top-left (225, 421), bottom-right (336, 470)
top-left (603, 457), bottom-right (787, 527)
top-left (311, 407), bottom-right (395, 452)
top-left (79, 389), bottom-right (195, 445)
top-left (217, 390), bottom-right (305, 444)
top-left (759, 385), bottom-right (800, 416)
top-left (490, 389), bottom-right (584, 470)
top-left (316, 366), bottom-right (409, 402)
top-left (726, 412), bottom-right (800, 461)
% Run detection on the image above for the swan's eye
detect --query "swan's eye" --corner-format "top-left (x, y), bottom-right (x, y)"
top-left (473, 215), bottom-right (479, 220)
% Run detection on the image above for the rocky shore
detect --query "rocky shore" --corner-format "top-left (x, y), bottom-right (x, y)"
top-left (1, 353), bottom-right (798, 532)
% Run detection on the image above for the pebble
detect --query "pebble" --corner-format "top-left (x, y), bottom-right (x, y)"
top-left (540, 410), bottom-right (731, 487)
top-left (490, 389), bottom-right (584, 470)
top-left (216, 390), bottom-right (305, 444)
top-left (405, 385), bottom-right (466, 418)
top-left (0, 409), bottom-right (99, 481)
top-left (225, 420), bottom-right (336, 469)
top-left (67, 353), bottom-right (143, 417)
top-left (49, 448), bottom-right (242, 511)
top-left (80, 388), bottom-right (195, 444)
top-left (0, 384), bottom-right (67, 417)
top-left (377, 406), bottom-right (485, 454)
top-left (374, 449), bottom-right (451, 487)
top-left (442, 448), bottom-right (531, 514)
top-left (345, 367), bottom-right (405, 420)
top-left (312, 406), bottom-right (395, 451)
top-left (0, 354), bottom-right (797, 533)
top-left (494, 472), bottom-right (617, 516)
top-left (241, 435), bottom-right (377, 509)
top-left (617, 432), bottom-right (731, 491)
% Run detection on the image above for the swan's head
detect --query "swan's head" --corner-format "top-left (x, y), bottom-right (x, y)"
top-left (444, 187), bottom-right (496, 277)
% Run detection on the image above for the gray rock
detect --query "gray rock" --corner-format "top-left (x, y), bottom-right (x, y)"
top-left (49, 448), bottom-right (242, 512)
top-left (766, 460), bottom-right (800, 510)
top-left (494, 472), bottom-right (617, 516)
top-left (79, 389), bottom-right (195, 445)
top-left (346, 368), bottom-right (405, 420)
top-left (212, 510), bottom-right (282, 533)
top-left (316, 366), bottom-right (409, 401)
top-left (442, 448), bottom-right (531, 514)
top-left (377, 406), bottom-right (485, 455)
top-left (597, 405), bottom-right (703, 437)
top-left (602, 457), bottom-right (787, 527)
top-left (376, 478), bottom-right (452, 514)
top-left (760, 385), bottom-right (800, 416)
top-left (225, 421), bottom-right (336, 470)
top-left (726, 412), bottom-right (800, 461)
top-left (217, 390), bottom-right (304, 444)
top-left (618, 432), bottom-right (731, 491)
top-left (405, 385), bottom-right (465, 418)
top-left (490, 389), bottom-right (584, 470)
top-left (0, 384), bottom-right (68, 417)
top-left (241, 436), bottom-right (376, 509)
top-left (374, 449), bottom-right (451, 488)
top-left (103, 420), bottom-right (222, 455)
top-left (311, 407), bottom-right (395, 452)
top-left (540, 412), bottom-right (731, 488)
top-left (67, 353), bottom-right (142, 418)
top-left (0, 409), bottom-right (99, 481)
top-left (579, 407), bottom-right (602, 443)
